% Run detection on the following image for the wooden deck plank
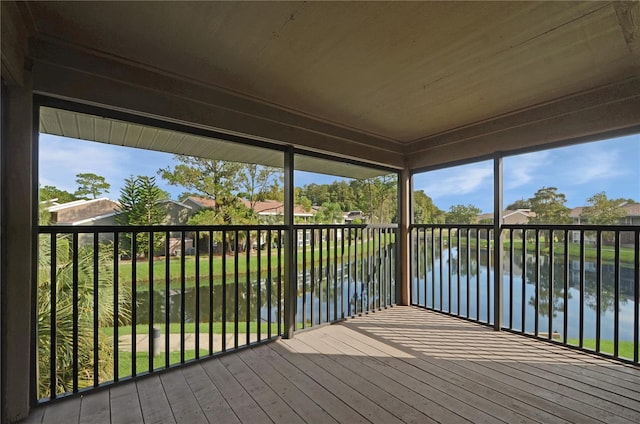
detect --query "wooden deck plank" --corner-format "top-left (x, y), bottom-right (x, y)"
top-left (271, 341), bottom-right (405, 424)
top-left (21, 307), bottom-right (640, 424)
top-left (440, 347), bottom-right (636, 424)
top-left (237, 347), bottom-right (340, 424)
top-left (79, 390), bottom-right (111, 424)
top-left (159, 370), bottom-right (208, 424)
top-left (259, 344), bottom-right (371, 424)
top-left (360, 326), bottom-right (608, 424)
top-left (200, 355), bottom-right (272, 423)
top-left (41, 396), bottom-right (80, 424)
top-left (219, 353), bottom-right (305, 424)
top-left (300, 328), bottom-right (469, 424)
top-left (284, 335), bottom-right (436, 424)
top-left (109, 383), bottom-right (143, 424)
top-left (136, 375), bottom-right (175, 424)
top-left (328, 324), bottom-right (543, 424)
top-left (18, 407), bottom-right (44, 424)
top-left (431, 335), bottom-right (640, 423)
top-left (182, 363), bottom-right (241, 424)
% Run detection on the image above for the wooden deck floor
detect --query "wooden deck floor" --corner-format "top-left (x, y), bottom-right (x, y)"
top-left (21, 306), bottom-right (640, 424)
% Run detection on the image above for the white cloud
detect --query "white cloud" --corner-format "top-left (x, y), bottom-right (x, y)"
top-left (417, 163), bottom-right (493, 199)
top-left (39, 136), bottom-right (127, 194)
top-left (504, 150), bottom-right (550, 189)
top-left (560, 147), bottom-right (626, 185)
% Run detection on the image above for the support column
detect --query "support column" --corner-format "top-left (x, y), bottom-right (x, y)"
top-left (283, 147), bottom-right (296, 338)
top-left (2, 81), bottom-right (34, 422)
top-left (493, 156), bottom-right (504, 331)
top-left (398, 165), bottom-right (411, 306)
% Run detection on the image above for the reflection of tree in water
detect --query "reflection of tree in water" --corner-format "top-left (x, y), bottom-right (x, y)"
top-left (525, 255), bottom-right (571, 318)
top-left (582, 262), bottom-right (629, 314)
top-left (135, 275), bottom-right (283, 327)
top-left (525, 254), bottom-right (630, 316)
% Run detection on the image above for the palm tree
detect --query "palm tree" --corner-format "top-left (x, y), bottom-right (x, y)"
top-left (37, 235), bottom-right (130, 398)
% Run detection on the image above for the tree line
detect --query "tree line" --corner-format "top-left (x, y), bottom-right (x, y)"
top-left (40, 162), bottom-right (636, 227)
top-left (416, 186), bottom-right (635, 225)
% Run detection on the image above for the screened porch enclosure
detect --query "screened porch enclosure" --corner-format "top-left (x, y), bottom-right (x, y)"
top-left (3, 2), bottom-right (640, 423)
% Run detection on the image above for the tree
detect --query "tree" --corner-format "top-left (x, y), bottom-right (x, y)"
top-left (116, 175), bottom-right (168, 257)
top-left (314, 202), bottom-right (344, 224)
top-left (528, 187), bottom-right (571, 224)
top-left (38, 237), bottom-right (130, 396)
top-left (445, 204), bottom-right (481, 224)
top-left (74, 173), bottom-right (110, 199)
top-left (40, 185), bottom-right (78, 203)
top-left (159, 156), bottom-right (241, 217)
top-left (355, 175), bottom-right (397, 223)
top-left (414, 190), bottom-right (445, 224)
top-left (580, 192), bottom-right (627, 225)
top-left (506, 198), bottom-right (531, 210)
top-left (237, 164), bottom-right (283, 209)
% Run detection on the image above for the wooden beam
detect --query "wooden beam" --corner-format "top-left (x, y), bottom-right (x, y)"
top-left (406, 77), bottom-right (640, 171)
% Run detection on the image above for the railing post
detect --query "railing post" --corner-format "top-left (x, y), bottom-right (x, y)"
top-left (283, 147), bottom-right (296, 338)
top-left (493, 156), bottom-right (503, 330)
top-left (398, 166), bottom-right (412, 305)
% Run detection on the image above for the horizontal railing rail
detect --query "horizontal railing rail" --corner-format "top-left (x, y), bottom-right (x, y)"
top-left (410, 223), bottom-right (640, 365)
top-left (294, 224), bottom-right (398, 329)
top-left (37, 224), bottom-right (287, 402)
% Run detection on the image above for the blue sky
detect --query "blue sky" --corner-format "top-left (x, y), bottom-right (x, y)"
top-left (39, 135), bottom-right (341, 200)
top-left (40, 133), bottom-right (639, 212)
top-left (413, 134), bottom-right (640, 212)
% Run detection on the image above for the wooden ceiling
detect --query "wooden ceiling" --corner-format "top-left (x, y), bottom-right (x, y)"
top-left (8, 1), bottom-right (640, 169)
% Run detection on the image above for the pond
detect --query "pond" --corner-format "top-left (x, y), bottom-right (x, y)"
top-left (412, 246), bottom-right (638, 342)
top-left (130, 244), bottom-right (397, 329)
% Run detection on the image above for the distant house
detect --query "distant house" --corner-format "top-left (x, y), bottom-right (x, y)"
top-left (45, 198), bottom-right (194, 249)
top-left (184, 196), bottom-right (315, 223)
top-left (569, 203), bottom-right (640, 225)
top-left (569, 203), bottom-right (639, 245)
top-left (620, 204), bottom-right (640, 225)
top-left (344, 210), bottom-right (365, 223)
top-left (46, 198), bottom-right (121, 226)
top-left (475, 209), bottom-right (536, 225)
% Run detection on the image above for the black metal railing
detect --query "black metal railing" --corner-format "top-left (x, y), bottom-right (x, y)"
top-left (37, 224), bottom-right (286, 402)
top-left (410, 225), bottom-right (494, 324)
top-left (411, 223), bottom-right (639, 365)
top-left (294, 224), bottom-right (398, 329)
top-left (37, 222), bottom-right (398, 402)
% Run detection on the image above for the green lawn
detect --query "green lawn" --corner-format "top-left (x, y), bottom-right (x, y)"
top-left (117, 349), bottom-right (210, 378)
top-left (103, 321), bottom-right (280, 337)
top-left (566, 338), bottom-right (636, 360)
top-left (115, 238), bottom-right (393, 289)
top-left (432, 233), bottom-right (636, 265)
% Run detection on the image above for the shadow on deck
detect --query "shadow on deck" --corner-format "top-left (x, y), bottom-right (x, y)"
top-left (21, 306), bottom-right (640, 423)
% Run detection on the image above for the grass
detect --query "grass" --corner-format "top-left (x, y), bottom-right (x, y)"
top-left (103, 321), bottom-right (280, 337)
top-left (117, 349), bottom-right (210, 378)
top-left (433, 232), bottom-right (636, 265)
top-left (566, 338), bottom-right (636, 360)
top-left (115, 237), bottom-right (393, 289)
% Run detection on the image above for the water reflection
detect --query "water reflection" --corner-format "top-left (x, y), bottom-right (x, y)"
top-left (413, 244), bottom-right (637, 341)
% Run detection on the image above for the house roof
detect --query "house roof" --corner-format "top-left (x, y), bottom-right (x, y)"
top-left (185, 196), bottom-right (315, 217)
top-left (47, 198), bottom-right (121, 224)
top-left (47, 197), bottom-right (119, 212)
top-left (476, 209), bottom-right (536, 223)
top-left (622, 203), bottom-right (640, 217)
top-left (571, 203), bottom-right (640, 219)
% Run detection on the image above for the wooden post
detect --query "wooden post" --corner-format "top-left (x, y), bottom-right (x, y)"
top-left (398, 165), bottom-right (411, 305)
